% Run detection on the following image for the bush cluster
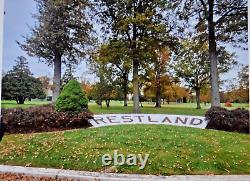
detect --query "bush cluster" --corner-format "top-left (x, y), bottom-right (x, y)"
top-left (56, 80), bottom-right (88, 113)
top-left (205, 107), bottom-right (249, 134)
top-left (2, 104), bottom-right (93, 134)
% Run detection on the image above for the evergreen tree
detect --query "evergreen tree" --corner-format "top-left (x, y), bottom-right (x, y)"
top-left (2, 56), bottom-right (46, 104)
top-left (56, 79), bottom-right (88, 113)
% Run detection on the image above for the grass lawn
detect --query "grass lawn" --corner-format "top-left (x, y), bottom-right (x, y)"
top-left (0, 125), bottom-right (249, 175)
top-left (1, 100), bottom-right (249, 116)
top-left (1, 100), bottom-right (50, 109)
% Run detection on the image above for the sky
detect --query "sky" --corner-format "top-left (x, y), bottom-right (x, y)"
top-left (3, 0), bottom-right (94, 82)
top-left (2, 0), bottom-right (248, 88)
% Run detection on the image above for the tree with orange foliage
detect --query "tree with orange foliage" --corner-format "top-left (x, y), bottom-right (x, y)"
top-left (163, 83), bottom-right (190, 104)
top-left (200, 84), bottom-right (211, 105)
top-left (81, 81), bottom-right (93, 101)
top-left (143, 47), bottom-right (171, 107)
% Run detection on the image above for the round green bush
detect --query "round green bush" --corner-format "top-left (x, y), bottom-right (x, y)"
top-left (56, 80), bottom-right (88, 113)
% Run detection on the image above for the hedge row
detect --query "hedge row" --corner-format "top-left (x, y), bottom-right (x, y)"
top-left (2, 104), bottom-right (93, 134)
top-left (205, 107), bottom-right (249, 134)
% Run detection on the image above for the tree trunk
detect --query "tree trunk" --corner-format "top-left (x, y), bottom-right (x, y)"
top-left (123, 73), bottom-right (128, 107)
top-left (208, 0), bottom-right (220, 107)
top-left (52, 53), bottom-right (62, 102)
top-left (123, 93), bottom-right (128, 107)
top-left (195, 88), bottom-right (201, 109)
top-left (155, 84), bottom-right (161, 108)
top-left (98, 100), bottom-right (102, 108)
top-left (132, 59), bottom-right (140, 113)
top-left (105, 100), bottom-right (110, 108)
top-left (140, 101), bottom-right (143, 108)
top-left (17, 96), bottom-right (25, 104)
top-left (131, 16), bottom-right (140, 113)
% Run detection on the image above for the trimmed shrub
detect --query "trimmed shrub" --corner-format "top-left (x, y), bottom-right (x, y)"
top-left (205, 107), bottom-right (249, 134)
top-left (56, 80), bottom-right (88, 113)
top-left (2, 104), bottom-right (93, 134)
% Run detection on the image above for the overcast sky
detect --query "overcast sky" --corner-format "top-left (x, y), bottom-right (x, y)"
top-left (3, 0), bottom-right (248, 88)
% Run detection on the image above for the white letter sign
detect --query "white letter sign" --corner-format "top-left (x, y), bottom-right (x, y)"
top-left (89, 114), bottom-right (208, 129)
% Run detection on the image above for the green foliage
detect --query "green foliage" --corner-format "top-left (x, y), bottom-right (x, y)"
top-left (174, 0), bottom-right (247, 46)
top-left (56, 80), bottom-right (88, 113)
top-left (174, 0), bottom-right (247, 107)
top-left (172, 38), bottom-right (236, 89)
top-left (19, 0), bottom-right (94, 101)
top-left (95, 0), bottom-right (177, 112)
top-left (172, 38), bottom-right (236, 108)
top-left (90, 41), bottom-right (129, 106)
top-left (90, 62), bottom-right (120, 107)
top-left (238, 65), bottom-right (249, 89)
top-left (2, 56), bottom-right (46, 104)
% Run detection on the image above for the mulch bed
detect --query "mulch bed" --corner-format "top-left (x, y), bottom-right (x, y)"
top-left (0, 173), bottom-right (80, 181)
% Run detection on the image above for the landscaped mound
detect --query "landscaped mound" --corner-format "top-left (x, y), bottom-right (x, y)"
top-left (2, 104), bottom-right (92, 134)
top-left (56, 80), bottom-right (88, 113)
top-left (0, 125), bottom-right (249, 175)
top-left (205, 107), bottom-right (249, 134)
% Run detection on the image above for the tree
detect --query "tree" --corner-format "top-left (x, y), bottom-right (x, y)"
top-left (162, 82), bottom-right (189, 104)
top-left (81, 81), bottom-right (93, 101)
top-left (19, 0), bottom-right (93, 101)
top-left (96, 41), bottom-right (131, 106)
top-left (174, 0), bottom-right (247, 107)
top-left (151, 47), bottom-right (171, 107)
top-left (143, 75), bottom-right (172, 107)
top-left (224, 65), bottom-right (249, 103)
top-left (95, 0), bottom-right (175, 113)
top-left (238, 65), bottom-right (249, 89)
top-left (89, 56), bottom-right (118, 108)
top-left (61, 63), bottom-right (76, 88)
top-left (2, 56), bottom-right (46, 104)
top-left (200, 84), bottom-right (211, 104)
top-left (37, 76), bottom-right (51, 92)
top-left (172, 38), bottom-right (236, 109)
top-left (92, 82), bottom-right (119, 108)
top-left (56, 79), bottom-right (88, 113)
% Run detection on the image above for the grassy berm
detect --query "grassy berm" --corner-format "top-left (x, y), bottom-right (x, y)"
top-left (0, 125), bottom-right (249, 175)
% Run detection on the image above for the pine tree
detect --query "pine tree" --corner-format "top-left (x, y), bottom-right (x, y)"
top-left (2, 56), bottom-right (46, 104)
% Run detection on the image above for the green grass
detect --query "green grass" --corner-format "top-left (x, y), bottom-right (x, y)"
top-left (1, 100), bottom-right (50, 109)
top-left (0, 125), bottom-right (249, 175)
top-left (88, 102), bottom-right (206, 116)
top-left (1, 100), bottom-right (249, 116)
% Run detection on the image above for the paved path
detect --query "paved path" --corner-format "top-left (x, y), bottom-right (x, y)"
top-left (0, 165), bottom-right (249, 181)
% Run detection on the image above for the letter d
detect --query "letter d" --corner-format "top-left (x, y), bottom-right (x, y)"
top-left (190, 118), bottom-right (203, 126)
